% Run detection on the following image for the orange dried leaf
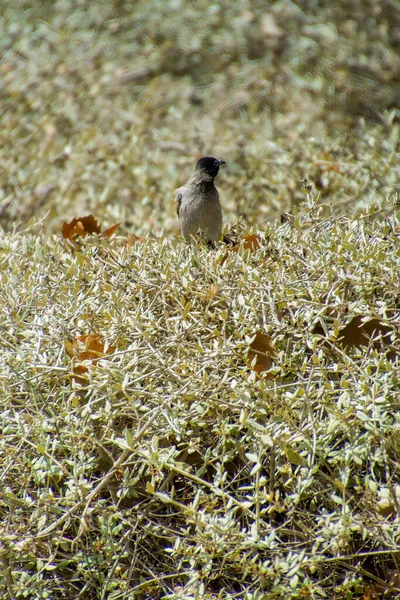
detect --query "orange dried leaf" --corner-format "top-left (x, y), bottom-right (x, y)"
top-left (230, 234), bottom-right (261, 253)
top-left (76, 215), bottom-right (101, 234)
top-left (126, 233), bottom-right (145, 246)
top-left (65, 335), bottom-right (115, 383)
top-left (62, 215), bottom-right (101, 240)
top-left (241, 234), bottom-right (261, 251)
top-left (247, 332), bottom-right (277, 373)
top-left (75, 334), bottom-right (115, 359)
top-left (103, 222), bottom-right (121, 237)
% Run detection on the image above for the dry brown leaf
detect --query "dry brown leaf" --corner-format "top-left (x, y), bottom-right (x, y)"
top-left (247, 332), bottom-right (277, 373)
top-left (314, 312), bottom-right (397, 359)
top-left (66, 334), bottom-right (115, 362)
top-left (242, 234), bottom-right (261, 251)
top-left (62, 215), bottom-right (101, 240)
top-left (201, 284), bottom-right (219, 303)
top-left (126, 233), bottom-right (145, 246)
top-left (103, 222), bottom-right (121, 237)
top-left (219, 234), bottom-right (262, 264)
top-left (62, 215), bottom-right (120, 241)
top-left (232, 234), bottom-right (261, 253)
top-left (66, 334), bottom-right (116, 383)
top-left (338, 315), bottom-right (394, 352)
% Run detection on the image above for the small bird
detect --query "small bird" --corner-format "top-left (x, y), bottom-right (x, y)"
top-left (176, 156), bottom-right (225, 244)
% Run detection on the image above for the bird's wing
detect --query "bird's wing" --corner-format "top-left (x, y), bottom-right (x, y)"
top-left (175, 188), bottom-right (184, 216)
top-left (176, 194), bottom-right (182, 216)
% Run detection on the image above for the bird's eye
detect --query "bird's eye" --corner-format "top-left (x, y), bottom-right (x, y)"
top-left (214, 159), bottom-right (219, 166)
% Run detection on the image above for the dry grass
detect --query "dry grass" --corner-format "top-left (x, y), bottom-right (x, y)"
top-left (1, 1), bottom-right (400, 599)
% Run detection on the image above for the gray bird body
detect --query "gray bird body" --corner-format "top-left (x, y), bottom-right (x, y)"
top-left (176, 157), bottom-right (224, 244)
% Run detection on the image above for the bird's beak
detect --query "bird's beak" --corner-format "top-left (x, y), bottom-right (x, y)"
top-left (218, 160), bottom-right (226, 166)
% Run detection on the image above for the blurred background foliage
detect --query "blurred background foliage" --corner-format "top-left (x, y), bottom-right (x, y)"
top-left (0, 0), bottom-right (399, 231)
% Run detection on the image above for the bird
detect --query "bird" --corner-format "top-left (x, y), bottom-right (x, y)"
top-left (176, 156), bottom-right (225, 245)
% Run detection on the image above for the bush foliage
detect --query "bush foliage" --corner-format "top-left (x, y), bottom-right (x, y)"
top-left (1, 1), bottom-right (400, 599)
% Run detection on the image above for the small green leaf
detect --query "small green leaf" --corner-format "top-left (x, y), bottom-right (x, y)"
top-left (285, 445), bottom-right (305, 466)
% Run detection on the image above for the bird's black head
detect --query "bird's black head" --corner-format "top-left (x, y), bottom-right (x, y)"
top-left (195, 156), bottom-right (226, 179)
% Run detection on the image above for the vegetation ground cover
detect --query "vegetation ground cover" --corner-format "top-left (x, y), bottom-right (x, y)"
top-left (1, 1), bottom-right (400, 598)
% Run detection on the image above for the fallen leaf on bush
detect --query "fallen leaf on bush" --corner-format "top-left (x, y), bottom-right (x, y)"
top-left (314, 312), bottom-right (397, 359)
top-left (126, 233), bottom-right (145, 246)
top-left (66, 334), bottom-right (115, 362)
top-left (219, 234), bottom-right (261, 264)
top-left (232, 234), bottom-right (261, 253)
top-left (65, 334), bottom-right (115, 383)
top-left (62, 215), bottom-right (101, 239)
top-left (338, 315), bottom-right (394, 352)
top-left (247, 332), bottom-right (277, 373)
top-left (62, 215), bottom-right (120, 241)
top-left (103, 222), bottom-right (121, 237)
